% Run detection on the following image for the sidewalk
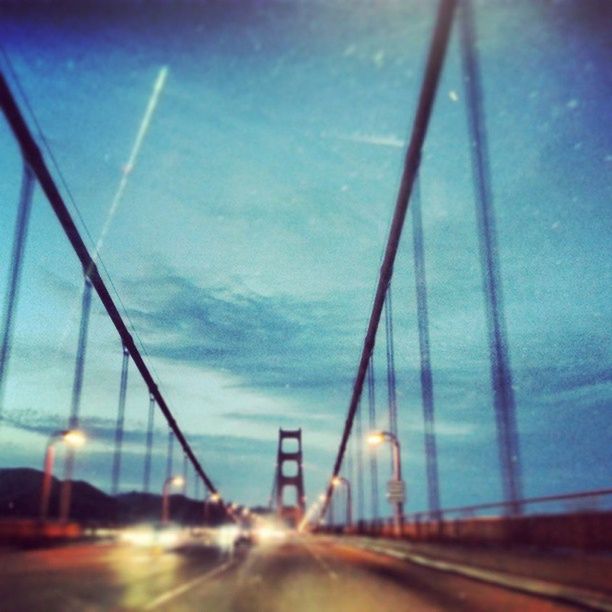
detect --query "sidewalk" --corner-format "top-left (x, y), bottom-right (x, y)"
top-left (339, 536), bottom-right (612, 610)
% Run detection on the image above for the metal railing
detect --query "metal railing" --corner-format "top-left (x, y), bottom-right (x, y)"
top-left (317, 488), bottom-right (612, 551)
top-left (406, 488), bottom-right (612, 522)
top-left (322, 488), bottom-right (612, 532)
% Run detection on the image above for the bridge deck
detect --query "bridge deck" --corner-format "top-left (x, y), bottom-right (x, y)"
top-left (0, 535), bottom-right (610, 611)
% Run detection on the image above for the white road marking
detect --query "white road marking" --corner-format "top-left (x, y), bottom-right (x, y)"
top-left (300, 538), bottom-right (338, 580)
top-left (236, 545), bottom-right (263, 587)
top-left (143, 559), bottom-right (234, 610)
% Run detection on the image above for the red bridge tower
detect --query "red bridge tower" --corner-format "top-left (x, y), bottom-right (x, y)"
top-left (274, 428), bottom-right (306, 527)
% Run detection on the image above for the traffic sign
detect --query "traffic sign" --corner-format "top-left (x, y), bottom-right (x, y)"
top-left (386, 479), bottom-right (405, 504)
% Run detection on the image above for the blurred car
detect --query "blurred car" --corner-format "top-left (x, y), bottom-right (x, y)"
top-left (119, 522), bottom-right (188, 550)
top-left (235, 528), bottom-right (254, 546)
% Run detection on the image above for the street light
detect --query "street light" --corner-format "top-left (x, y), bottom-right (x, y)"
top-left (367, 432), bottom-right (385, 446)
top-left (332, 476), bottom-right (352, 527)
top-left (40, 429), bottom-right (87, 522)
top-left (162, 475), bottom-right (184, 524)
top-left (368, 430), bottom-right (404, 535)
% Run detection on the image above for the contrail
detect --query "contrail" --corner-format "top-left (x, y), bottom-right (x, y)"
top-left (58, 66), bottom-right (169, 354)
top-left (92, 65), bottom-right (169, 264)
top-left (330, 132), bottom-right (406, 149)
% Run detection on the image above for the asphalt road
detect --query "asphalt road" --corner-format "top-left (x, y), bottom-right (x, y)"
top-left (0, 536), bottom-right (587, 611)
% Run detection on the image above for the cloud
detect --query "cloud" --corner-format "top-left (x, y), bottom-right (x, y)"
top-left (39, 268), bottom-right (81, 300)
top-left (224, 410), bottom-right (333, 426)
top-left (515, 364), bottom-right (612, 396)
top-left (122, 271), bottom-right (360, 393)
top-left (2, 410), bottom-right (146, 447)
top-left (2, 406), bottom-right (280, 454)
top-left (1, 406), bottom-right (279, 467)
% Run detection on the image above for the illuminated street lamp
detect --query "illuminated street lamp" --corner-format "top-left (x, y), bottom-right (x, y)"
top-left (367, 432), bottom-right (385, 446)
top-left (40, 429), bottom-right (86, 522)
top-left (162, 475), bottom-right (184, 524)
top-left (332, 476), bottom-right (352, 527)
top-left (368, 430), bottom-right (404, 535)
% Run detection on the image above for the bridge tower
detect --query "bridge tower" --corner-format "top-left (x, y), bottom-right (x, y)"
top-left (274, 428), bottom-right (306, 527)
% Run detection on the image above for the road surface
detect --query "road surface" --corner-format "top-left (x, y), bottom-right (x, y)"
top-left (0, 535), bottom-right (589, 611)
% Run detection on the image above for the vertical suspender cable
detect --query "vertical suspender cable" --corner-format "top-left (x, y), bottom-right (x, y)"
top-left (166, 430), bottom-right (174, 480)
top-left (111, 346), bottom-right (130, 495)
top-left (459, 0), bottom-right (522, 514)
top-left (355, 400), bottom-right (365, 522)
top-left (367, 356), bottom-right (379, 520)
top-left (195, 473), bottom-right (201, 500)
top-left (143, 393), bottom-right (155, 493)
top-left (268, 472), bottom-right (277, 510)
top-left (272, 431), bottom-right (281, 510)
top-left (0, 163), bottom-right (34, 417)
top-left (384, 287), bottom-right (403, 519)
top-left (60, 276), bottom-right (92, 521)
top-left (411, 178), bottom-right (441, 517)
top-left (384, 286), bottom-right (398, 437)
top-left (182, 453), bottom-right (188, 492)
top-left (346, 437), bottom-right (354, 525)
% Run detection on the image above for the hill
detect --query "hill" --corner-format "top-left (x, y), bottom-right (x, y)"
top-left (0, 468), bottom-right (117, 522)
top-left (0, 468), bottom-right (226, 525)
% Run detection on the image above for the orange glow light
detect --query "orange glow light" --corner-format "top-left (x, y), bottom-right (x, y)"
top-left (367, 432), bottom-right (384, 446)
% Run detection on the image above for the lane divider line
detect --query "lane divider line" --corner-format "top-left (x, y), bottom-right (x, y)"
top-left (338, 541), bottom-right (612, 612)
top-left (143, 559), bottom-right (236, 610)
top-left (300, 539), bottom-right (339, 580)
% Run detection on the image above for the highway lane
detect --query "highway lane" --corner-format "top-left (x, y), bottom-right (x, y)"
top-left (161, 536), bottom-right (584, 612)
top-left (0, 540), bottom-right (228, 611)
top-left (0, 536), bottom-right (588, 611)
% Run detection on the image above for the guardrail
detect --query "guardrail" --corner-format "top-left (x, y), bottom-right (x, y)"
top-left (404, 488), bottom-right (612, 522)
top-left (318, 489), bottom-right (612, 551)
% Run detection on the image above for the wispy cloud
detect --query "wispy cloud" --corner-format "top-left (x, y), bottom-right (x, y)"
top-left (2, 410), bottom-right (146, 447)
top-left (224, 410), bottom-right (333, 426)
top-left (1, 407), bottom-right (280, 463)
top-left (122, 271), bottom-right (360, 392)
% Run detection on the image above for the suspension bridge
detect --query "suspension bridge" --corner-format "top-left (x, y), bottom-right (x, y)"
top-left (0, 0), bottom-right (610, 610)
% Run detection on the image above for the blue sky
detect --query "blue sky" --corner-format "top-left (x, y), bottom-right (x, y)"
top-left (0, 0), bottom-right (610, 514)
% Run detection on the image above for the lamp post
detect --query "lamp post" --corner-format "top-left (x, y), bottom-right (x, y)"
top-left (332, 476), bottom-right (352, 528)
top-left (162, 475), bottom-right (184, 524)
top-left (368, 430), bottom-right (404, 535)
top-left (40, 429), bottom-right (86, 522)
top-left (204, 491), bottom-right (221, 524)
